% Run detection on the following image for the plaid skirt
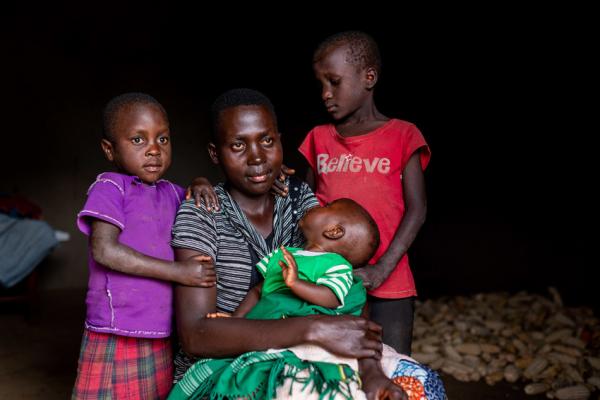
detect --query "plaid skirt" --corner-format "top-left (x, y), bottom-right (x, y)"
top-left (72, 329), bottom-right (173, 399)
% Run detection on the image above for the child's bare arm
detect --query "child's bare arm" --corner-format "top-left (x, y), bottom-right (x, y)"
top-left (231, 282), bottom-right (263, 317)
top-left (90, 220), bottom-right (216, 287)
top-left (354, 152), bottom-right (427, 290)
top-left (270, 164), bottom-right (295, 197)
top-left (279, 247), bottom-right (340, 308)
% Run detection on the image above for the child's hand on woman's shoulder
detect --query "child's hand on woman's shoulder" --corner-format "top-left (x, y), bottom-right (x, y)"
top-left (270, 164), bottom-right (295, 197)
top-left (175, 255), bottom-right (217, 287)
top-left (186, 177), bottom-right (220, 211)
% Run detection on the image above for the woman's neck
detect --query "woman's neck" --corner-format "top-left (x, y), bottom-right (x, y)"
top-left (226, 187), bottom-right (271, 210)
top-left (227, 186), bottom-right (274, 238)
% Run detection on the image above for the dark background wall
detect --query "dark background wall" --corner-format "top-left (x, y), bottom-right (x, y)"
top-left (1, 7), bottom-right (595, 308)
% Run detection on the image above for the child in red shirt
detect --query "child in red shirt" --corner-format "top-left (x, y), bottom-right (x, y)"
top-left (299, 31), bottom-right (431, 355)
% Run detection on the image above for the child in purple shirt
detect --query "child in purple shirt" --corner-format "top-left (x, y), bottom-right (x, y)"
top-left (72, 93), bottom-right (216, 400)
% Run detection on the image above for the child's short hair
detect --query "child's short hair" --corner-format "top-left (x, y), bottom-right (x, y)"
top-left (210, 88), bottom-right (277, 142)
top-left (314, 31), bottom-right (381, 74)
top-left (102, 92), bottom-right (167, 141)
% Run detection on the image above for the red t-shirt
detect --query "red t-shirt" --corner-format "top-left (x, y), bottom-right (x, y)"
top-left (299, 119), bottom-right (430, 298)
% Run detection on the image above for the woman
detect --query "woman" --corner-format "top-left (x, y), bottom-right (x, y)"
top-left (170, 89), bottom-right (442, 400)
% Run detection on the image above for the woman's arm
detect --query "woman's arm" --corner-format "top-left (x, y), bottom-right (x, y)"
top-left (354, 152), bottom-right (427, 290)
top-left (175, 247), bottom-right (383, 359)
top-left (90, 220), bottom-right (216, 287)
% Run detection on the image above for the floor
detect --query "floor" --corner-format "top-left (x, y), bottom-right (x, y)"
top-left (0, 289), bottom-right (84, 399)
top-left (0, 289), bottom-right (551, 399)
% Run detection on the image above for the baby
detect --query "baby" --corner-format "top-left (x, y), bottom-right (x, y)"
top-left (213, 197), bottom-right (379, 320)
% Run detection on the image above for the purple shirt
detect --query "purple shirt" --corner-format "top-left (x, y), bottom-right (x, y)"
top-left (77, 172), bottom-right (185, 338)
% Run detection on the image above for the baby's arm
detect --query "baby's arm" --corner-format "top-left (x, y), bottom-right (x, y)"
top-left (231, 282), bottom-right (263, 317)
top-left (279, 247), bottom-right (340, 308)
top-left (175, 248), bottom-right (383, 359)
top-left (90, 220), bottom-right (216, 287)
top-left (206, 281), bottom-right (263, 318)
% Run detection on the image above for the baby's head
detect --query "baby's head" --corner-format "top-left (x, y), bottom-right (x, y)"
top-left (300, 198), bottom-right (380, 267)
top-left (207, 88), bottom-right (283, 197)
top-left (312, 31), bottom-right (381, 121)
top-left (101, 92), bottom-right (171, 184)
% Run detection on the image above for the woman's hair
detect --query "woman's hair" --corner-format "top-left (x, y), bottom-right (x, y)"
top-left (210, 88), bottom-right (277, 141)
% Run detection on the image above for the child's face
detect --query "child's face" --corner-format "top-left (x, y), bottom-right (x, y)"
top-left (209, 105), bottom-right (282, 197)
top-left (313, 44), bottom-right (371, 121)
top-left (101, 104), bottom-right (171, 184)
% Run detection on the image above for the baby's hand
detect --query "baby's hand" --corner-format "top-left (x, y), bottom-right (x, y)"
top-left (278, 246), bottom-right (299, 287)
top-left (176, 255), bottom-right (216, 287)
top-left (186, 177), bottom-right (220, 212)
top-left (206, 312), bottom-right (231, 318)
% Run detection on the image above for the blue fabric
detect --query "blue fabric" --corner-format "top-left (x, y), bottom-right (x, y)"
top-left (0, 214), bottom-right (58, 288)
top-left (392, 359), bottom-right (447, 399)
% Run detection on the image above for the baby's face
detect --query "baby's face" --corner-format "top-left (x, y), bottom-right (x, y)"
top-left (104, 104), bottom-right (171, 184)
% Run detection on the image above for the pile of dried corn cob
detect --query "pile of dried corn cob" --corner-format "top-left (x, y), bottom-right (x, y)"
top-left (411, 288), bottom-right (599, 399)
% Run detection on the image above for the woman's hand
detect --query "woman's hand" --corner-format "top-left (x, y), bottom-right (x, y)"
top-left (306, 315), bottom-right (383, 359)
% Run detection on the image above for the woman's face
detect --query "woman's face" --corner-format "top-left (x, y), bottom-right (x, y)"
top-left (209, 105), bottom-right (283, 197)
